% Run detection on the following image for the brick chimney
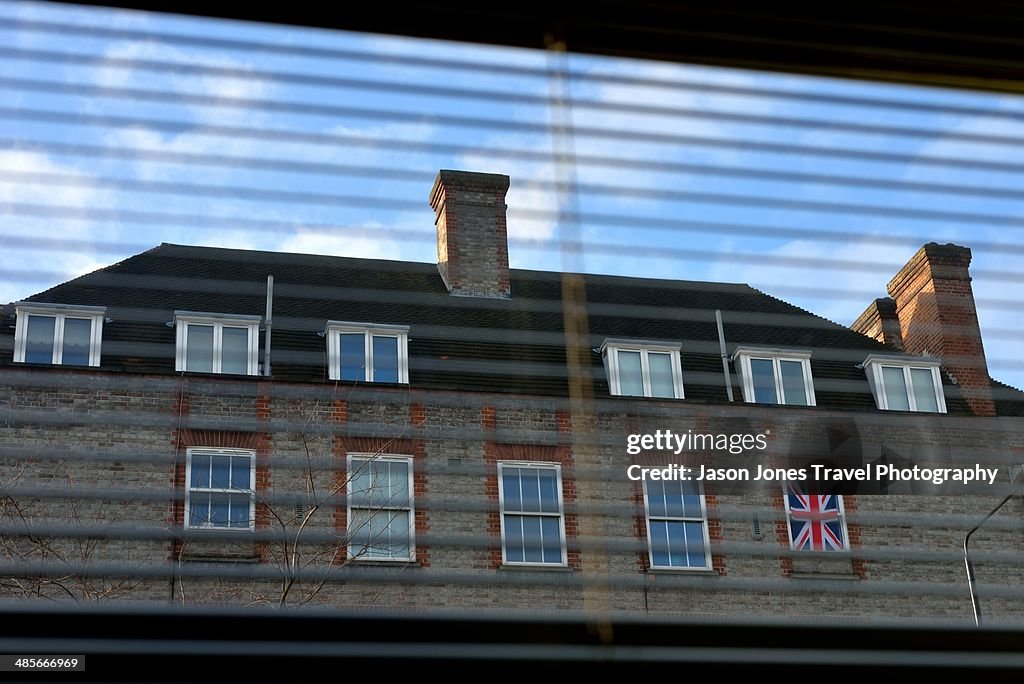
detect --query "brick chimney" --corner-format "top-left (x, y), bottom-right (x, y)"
top-left (886, 243), bottom-right (995, 416)
top-left (429, 170), bottom-right (511, 298)
top-left (851, 297), bottom-right (903, 350)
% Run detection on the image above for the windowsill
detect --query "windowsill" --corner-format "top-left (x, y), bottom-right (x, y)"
top-left (647, 567), bottom-right (717, 575)
top-left (498, 564), bottom-right (574, 572)
top-left (345, 557), bottom-right (421, 567)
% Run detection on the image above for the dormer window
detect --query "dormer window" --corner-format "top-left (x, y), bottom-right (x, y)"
top-left (13, 302), bottom-right (105, 367)
top-left (326, 322), bottom-right (409, 383)
top-left (601, 339), bottom-right (684, 399)
top-left (733, 347), bottom-right (815, 406)
top-left (174, 311), bottom-right (261, 375)
top-left (862, 354), bottom-right (946, 413)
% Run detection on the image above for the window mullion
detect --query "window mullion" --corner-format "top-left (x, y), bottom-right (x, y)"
top-left (365, 332), bottom-right (373, 382)
top-left (904, 366), bottom-right (916, 411)
top-left (640, 350), bottom-right (652, 397)
top-left (51, 313), bottom-right (63, 364)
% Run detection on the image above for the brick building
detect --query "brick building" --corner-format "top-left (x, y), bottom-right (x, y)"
top-left (1, 170), bottom-right (1023, 620)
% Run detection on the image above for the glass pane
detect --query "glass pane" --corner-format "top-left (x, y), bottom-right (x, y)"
top-left (750, 358), bottom-right (777, 404)
top-left (221, 326), bottom-right (249, 375)
top-left (340, 333), bottom-right (365, 381)
top-left (349, 508), bottom-right (373, 556)
top-left (229, 495), bottom-right (250, 528)
top-left (780, 360), bottom-right (808, 405)
top-left (519, 468), bottom-right (541, 513)
top-left (386, 510), bottom-right (411, 559)
top-left (538, 468), bottom-right (559, 513)
top-left (648, 352), bottom-right (675, 398)
top-left (62, 317), bottom-right (92, 365)
top-left (681, 479), bottom-right (703, 519)
top-left (190, 453), bottom-right (210, 488)
top-left (349, 459), bottom-right (371, 507)
top-left (541, 516), bottom-right (562, 563)
top-left (372, 335), bottom-right (399, 383)
top-left (501, 467), bottom-right (522, 512)
top-left (521, 515), bottom-right (543, 563)
top-left (646, 479), bottom-right (666, 518)
top-left (650, 520), bottom-right (670, 567)
top-left (910, 368), bottom-right (939, 412)
top-left (208, 494), bottom-right (230, 527)
top-left (616, 350), bottom-right (643, 396)
top-left (376, 460), bottom-right (409, 507)
top-left (661, 479), bottom-right (684, 518)
top-left (882, 366), bottom-right (910, 410)
top-left (189, 493), bottom-right (209, 527)
top-left (667, 520), bottom-right (688, 567)
top-left (684, 521), bottom-right (708, 568)
top-left (210, 455), bottom-right (231, 489)
top-left (186, 325), bottom-right (214, 373)
top-left (504, 514), bottom-right (525, 563)
top-left (230, 456), bottom-right (250, 490)
top-left (25, 315), bottom-right (56, 363)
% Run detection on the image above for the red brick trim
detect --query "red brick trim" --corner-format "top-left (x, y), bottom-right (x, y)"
top-left (484, 442), bottom-right (580, 570)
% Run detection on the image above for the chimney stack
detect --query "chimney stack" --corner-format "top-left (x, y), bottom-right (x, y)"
top-left (430, 170), bottom-right (511, 298)
top-left (885, 243), bottom-right (995, 416)
top-left (851, 297), bottom-right (903, 350)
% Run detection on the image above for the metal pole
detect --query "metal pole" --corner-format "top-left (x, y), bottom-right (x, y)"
top-left (264, 274), bottom-right (273, 377)
top-left (716, 309), bottom-right (734, 402)
top-left (964, 466), bottom-right (1023, 627)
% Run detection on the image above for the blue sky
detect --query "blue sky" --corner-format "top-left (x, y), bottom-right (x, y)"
top-left (1, 1), bottom-right (1021, 389)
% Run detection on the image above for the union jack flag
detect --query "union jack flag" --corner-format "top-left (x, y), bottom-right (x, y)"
top-left (787, 487), bottom-right (847, 551)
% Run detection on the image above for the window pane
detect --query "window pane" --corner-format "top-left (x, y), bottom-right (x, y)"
top-left (650, 520), bottom-right (670, 567)
top-left (210, 455), bottom-right (231, 489)
top-left (667, 520), bottom-right (689, 567)
top-left (684, 521), bottom-right (708, 568)
top-left (186, 325), bottom-right (214, 373)
top-left (25, 315), bottom-right (56, 363)
top-left (349, 508), bottom-right (372, 556)
top-left (190, 453), bottom-right (211, 488)
top-left (208, 494), bottom-right (230, 527)
top-left (661, 479), bottom-right (685, 518)
top-left (189, 493), bottom-right (209, 527)
top-left (646, 479), bottom-right (667, 518)
top-left (538, 468), bottom-right (559, 513)
top-left (221, 326), bottom-right (249, 375)
top-left (750, 358), bottom-right (777, 403)
top-left (372, 335), bottom-right (399, 383)
top-left (385, 510), bottom-right (411, 559)
top-left (541, 516), bottom-right (562, 563)
top-left (648, 352), bottom-right (675, 398)
top-left (910, 368), bottom-right (939, 412)
top-left (521, 515), bottom-right (543, 563)
top-left (503, 514), bottom-right (525, 563)
top-left (780, 360), bottom-right (808, 405)
top-left (340, 333), bottom-right (365, 381)
top-left (349, 459), bottom-right (372, 507)
top-left (882, 366), bottom-right (910, 410)
top-left (617, 350), bottom-right (643, 396)
top-left (230, 456), bottom-right (250, 490)
top-left (681, 479), bottom-right (703, 519)
top-left (388, 461), bottom-right (410, 507)
top-left (520, 468), bottom-right (541, 513)
top-left (501, 467), bottom-right (522, 512)
top-left (229, 495), bottom-right (250, 528)
top-left (62, 317), bottom-right (92, 365)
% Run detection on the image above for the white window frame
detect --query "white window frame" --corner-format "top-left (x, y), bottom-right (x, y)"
top-left (174, 311), bottom-right (260, 375)
top-left (733, 346), bottom-right (816, 406)
top-left (862, 354), bottom-right (947, 413)
top-left (784, 487), bottom-right (849, 552)
top-left (326, 321), bottom-right (409, 383)
top-left (497, 461), bottom-right (568, 567)
top-left (346, 454), bottom-right (416, 562)
top-left (13, 302), bottom-right (106, 367)
top-left (184, 447), bottom-right (256, 531)
top-left (643, 479), bottom-right (712, 571)
top-left (600, 339), bottom-right (684, 399)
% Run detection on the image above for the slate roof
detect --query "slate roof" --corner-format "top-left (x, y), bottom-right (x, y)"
top-left (2, 242), bottom-right (1021, 416)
